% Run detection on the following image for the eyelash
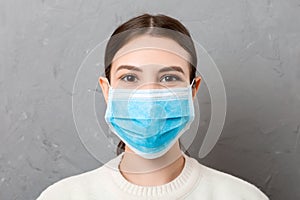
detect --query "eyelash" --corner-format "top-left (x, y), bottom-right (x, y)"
top-left (119, 73), bottom-right (183, 82)
top-left (120, 73), bottom-right (139, 82)
top-left (160, 74), bottom-right (182, 82)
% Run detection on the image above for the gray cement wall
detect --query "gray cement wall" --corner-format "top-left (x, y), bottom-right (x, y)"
top-left (0, 1), bottom-right (299, 199)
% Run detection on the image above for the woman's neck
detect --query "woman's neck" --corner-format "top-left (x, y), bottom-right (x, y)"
top-left (118, 141), bottom-right (185, 186)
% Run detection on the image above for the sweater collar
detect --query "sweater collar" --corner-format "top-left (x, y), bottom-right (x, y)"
top-left (106, 151), bottom-right (202, 197)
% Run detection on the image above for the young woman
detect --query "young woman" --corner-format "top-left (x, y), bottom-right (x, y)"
top-left (37, 13), bottom-right (269, 200)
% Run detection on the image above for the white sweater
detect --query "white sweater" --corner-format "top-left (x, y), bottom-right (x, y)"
top-left (37, 152), bottom-right (269, 200)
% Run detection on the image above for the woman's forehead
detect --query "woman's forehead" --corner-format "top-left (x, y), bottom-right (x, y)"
top-left (112, 35), bottom-right (191, 65)
top-left (112, 49), bottom-right (190, 72)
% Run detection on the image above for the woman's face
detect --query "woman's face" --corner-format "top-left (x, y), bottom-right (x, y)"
top-left (99, 35), bottom-right (201, 103)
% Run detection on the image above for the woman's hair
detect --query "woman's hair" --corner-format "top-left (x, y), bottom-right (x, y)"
top-left (104, 13), bottom-right (197, 156)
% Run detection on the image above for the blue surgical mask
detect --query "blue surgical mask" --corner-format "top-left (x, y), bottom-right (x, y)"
top-left (104, 80), bottom-right (195, 159)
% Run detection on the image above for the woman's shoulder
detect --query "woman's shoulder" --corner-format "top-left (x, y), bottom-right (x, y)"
top-left (36, 158), bottom-right (118, 200)
top-left (184, 154), bottom-right (269, 199)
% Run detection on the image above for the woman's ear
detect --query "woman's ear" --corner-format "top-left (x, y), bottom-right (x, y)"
top-left (192, 76), bottom-right (201, 99)
top-left (98, 76), bottom-right (110, 103)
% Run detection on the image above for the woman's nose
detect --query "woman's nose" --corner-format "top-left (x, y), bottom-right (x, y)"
top-left (138, 83), bottom-right (166, 90)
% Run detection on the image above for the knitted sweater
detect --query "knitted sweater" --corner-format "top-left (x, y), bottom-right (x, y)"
top-left (37, 152), bottom-right (269, 200)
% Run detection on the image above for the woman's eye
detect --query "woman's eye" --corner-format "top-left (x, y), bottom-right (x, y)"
top-left (161, 75), bottom-right (181, 82)
top-left (121, 74), bottom-right (138, 82)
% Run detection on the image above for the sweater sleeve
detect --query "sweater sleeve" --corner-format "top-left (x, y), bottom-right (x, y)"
top-left (36, 179), bottom-right (71, 200)
top-left (220, 174), bottom-right (270, 200)
top-left (241, 181), bottom-right (269, 200)
top-left (196, 163), bottom-right (270, 200)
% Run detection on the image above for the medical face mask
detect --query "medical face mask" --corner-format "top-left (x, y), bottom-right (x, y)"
top-left (104, 80), bottom-right (195, 159)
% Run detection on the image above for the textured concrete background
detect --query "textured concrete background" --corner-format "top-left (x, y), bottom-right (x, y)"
top-left (0, 0), bottom-right (299, 200)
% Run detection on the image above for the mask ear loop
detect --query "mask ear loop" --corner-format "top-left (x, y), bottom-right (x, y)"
top-left (190, 78), bottom-right (196, 88)
top-left (105, 78), bottom-right (112, 89)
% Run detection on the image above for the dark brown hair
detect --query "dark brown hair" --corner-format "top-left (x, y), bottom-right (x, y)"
top-left (104, 13), bottom-right (197, 156)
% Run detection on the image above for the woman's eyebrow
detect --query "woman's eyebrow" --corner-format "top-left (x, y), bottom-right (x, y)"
top-left (158, 66), bottom-right (185, 75)
top-left (116, 65), bottom-right (185, 75)
top-left (116, 65), bottom-right (143, 72)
